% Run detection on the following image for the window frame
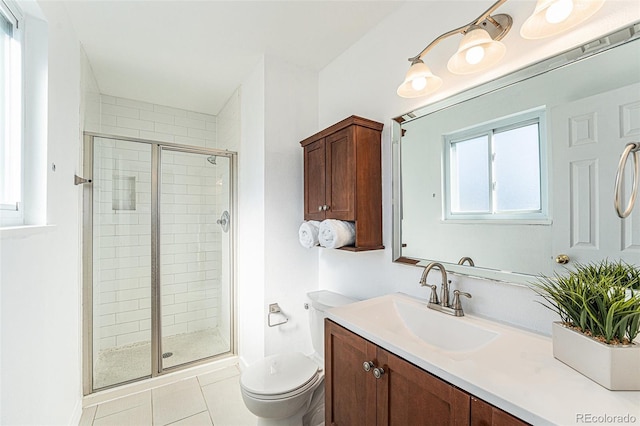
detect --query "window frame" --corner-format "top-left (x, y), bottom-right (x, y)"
top-left (0, 0), bottom-right (23, 226)
top-left (442, 108), bottom-right (549, 223)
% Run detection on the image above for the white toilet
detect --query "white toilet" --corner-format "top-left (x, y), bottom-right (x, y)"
top-left (240, 290), bottom-right (357, 426)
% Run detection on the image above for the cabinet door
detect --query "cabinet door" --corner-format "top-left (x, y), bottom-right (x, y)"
top-left (325, 128), bottom-right (355, 220)
top-left (303, 138), bottom-right (326, 221)
top-left (377, 348), bottom-right (470, 426)
top-left (471, 397), bottom-right (530, 426)
top-left (325, 320), bottom-right (377, 426)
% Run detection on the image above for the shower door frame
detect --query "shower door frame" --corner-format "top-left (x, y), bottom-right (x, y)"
top-left (82, 132), bottom-right (238, 395)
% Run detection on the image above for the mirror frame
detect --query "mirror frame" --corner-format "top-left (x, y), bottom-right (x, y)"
top-left (392, 23), bottom-right (640, 285)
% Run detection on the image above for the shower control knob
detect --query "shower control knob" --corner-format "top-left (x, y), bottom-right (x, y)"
top-left (373, 367), bottom-right (385, 379)
top-left (362, 361), bottom-right (374, 372)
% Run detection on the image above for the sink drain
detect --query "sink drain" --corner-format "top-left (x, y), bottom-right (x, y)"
top-left (162, 352), bottom-right (173, 359)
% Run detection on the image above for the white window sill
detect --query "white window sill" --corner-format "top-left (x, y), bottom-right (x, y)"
top-left (0, 224), bottom-right (56, 239)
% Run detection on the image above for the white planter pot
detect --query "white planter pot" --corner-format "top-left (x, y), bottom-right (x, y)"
top-left (552, 322), bottom-right (640, 390)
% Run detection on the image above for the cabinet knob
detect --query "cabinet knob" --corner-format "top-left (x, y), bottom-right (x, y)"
top-left (373, 367), bottom-right (385, 379)
top-left (322, 204), bottom-right (330, 211)
top-left (318, 206), bottom-right (323, 211)
top-left (362, 361), bottom-right (374, 372)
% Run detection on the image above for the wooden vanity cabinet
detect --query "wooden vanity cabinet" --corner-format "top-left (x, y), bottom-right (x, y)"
top-left (471, 397), bottom-right (529, 426)
top-left (300, 116), bottom-right (383, 251)
top-left (325, 320), bottom-right (529, 426)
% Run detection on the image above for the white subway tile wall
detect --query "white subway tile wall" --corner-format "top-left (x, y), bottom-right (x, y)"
top-left (93, 138), bottom-right (153, 352)
top-left (89, 95), bottom-right (236, 361)
top-left (160, 150), bottom-right (221, 339)
top-left (88, 95), bottom-right (217, 149)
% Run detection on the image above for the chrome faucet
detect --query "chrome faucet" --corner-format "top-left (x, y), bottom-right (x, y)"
top-left (457, 256), bottom-right (475, 266)
top-left (419, 262), bottom-right (472, 317)
top-left (419, 262), bottom-right (450, 307)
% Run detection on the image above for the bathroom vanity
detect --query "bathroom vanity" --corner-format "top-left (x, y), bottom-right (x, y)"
top-left (325, 320), bottom-right (526, 425)
top-left (324, 293), bottom-right (640, 425)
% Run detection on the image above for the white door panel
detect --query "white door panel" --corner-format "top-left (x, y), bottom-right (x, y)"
top-left (552, 83), bottom-right (640, 270)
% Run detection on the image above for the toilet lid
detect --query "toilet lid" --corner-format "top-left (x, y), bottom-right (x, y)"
top-left (241, 352), bottom-right (319, 396)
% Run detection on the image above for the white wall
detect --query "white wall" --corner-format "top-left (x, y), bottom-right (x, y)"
top-left (0, 1), bottom-right (84, 424)
top-left (316, 1), bottom-right (640, 335)
top-left (237, 58), bottom-right (266, 366)
top-left (263, 55), bottom-right (318, 357)
top-left (236, 54), bottom-right (319, 367)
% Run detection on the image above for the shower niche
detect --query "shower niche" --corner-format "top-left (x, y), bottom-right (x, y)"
top-left (83, 134), bottom-right (236, 393)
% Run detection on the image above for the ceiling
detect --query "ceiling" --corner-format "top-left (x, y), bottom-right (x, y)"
top-left (63, 1), bottom-right (405, 115)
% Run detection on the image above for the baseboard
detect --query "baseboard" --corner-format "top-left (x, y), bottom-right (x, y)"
top-left (68, 398), bottom-right (84, 426)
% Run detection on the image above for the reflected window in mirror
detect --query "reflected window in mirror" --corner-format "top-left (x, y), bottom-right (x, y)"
top-left (444, 108), bottom-right (548, 222)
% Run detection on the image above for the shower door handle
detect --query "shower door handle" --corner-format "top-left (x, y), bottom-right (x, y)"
top-left (217, 210), bottom-right (230, 233)
top-left (74, 175), bottom-right (93, 185)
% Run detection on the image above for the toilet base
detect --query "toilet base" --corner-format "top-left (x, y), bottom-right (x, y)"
top-left (250, 382), bottom-right (324, 426)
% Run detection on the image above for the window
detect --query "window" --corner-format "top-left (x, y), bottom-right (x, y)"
top-left (444, 109), bottom-right (548, 221)
top-left (0, 0), bottom-right (22, 226)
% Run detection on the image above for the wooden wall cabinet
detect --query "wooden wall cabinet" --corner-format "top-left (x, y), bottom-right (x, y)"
top-left (300, 116), bottom-right (383, 251)
top-left (325, 320), bottom-right (529, 426)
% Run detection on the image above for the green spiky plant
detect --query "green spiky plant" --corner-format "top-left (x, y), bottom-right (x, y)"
top-left (531, 260), bottom-right (640, 345)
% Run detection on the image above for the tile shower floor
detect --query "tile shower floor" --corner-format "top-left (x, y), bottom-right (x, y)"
top-left (94, 328), bottom-right (230, 389)
top-left (80, 365), bottom-right (257, 426)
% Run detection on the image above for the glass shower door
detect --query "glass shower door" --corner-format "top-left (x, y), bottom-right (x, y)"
top-left (159, 148), bottom-right (232, 369)
top-left (91, 137), bottom-right (153, 389)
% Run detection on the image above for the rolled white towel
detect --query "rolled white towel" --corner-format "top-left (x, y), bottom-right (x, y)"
top-left (298, 221), bottom-right (321, 248)
top-left (318, 219), bottom-right (356, 249)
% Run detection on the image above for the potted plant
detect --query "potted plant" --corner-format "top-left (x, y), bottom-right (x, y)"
top-left (531, 259), bottom-right (640, 390)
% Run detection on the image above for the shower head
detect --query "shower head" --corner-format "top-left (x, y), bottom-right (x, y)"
top-left (206, 155), bottom-right (217, 165)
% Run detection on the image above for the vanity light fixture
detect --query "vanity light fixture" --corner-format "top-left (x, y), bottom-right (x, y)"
top-left (397, 0), bottom-right (512, 98)
top-left (520, 0), bottom-right (605, 39)
top-left (397, 0), bottom-right (606, 98)
top-left (396, 59), bottom-right (443, 98)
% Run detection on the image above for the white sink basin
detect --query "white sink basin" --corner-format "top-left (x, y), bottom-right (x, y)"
top-left (393, 298), bottom-right (498, 352)
top-left (328, 293), bottom-right (499, 353)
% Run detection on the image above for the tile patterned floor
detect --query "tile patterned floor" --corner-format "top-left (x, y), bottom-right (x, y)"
top-left (79, 366), bottom-right (257, 426)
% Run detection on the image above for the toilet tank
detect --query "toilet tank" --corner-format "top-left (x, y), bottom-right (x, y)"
top-left (307, 290), bottom-right (358, 360)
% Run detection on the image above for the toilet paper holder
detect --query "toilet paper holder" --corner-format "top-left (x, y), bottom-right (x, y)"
top-left (268, 303), bottom-right (289, 327)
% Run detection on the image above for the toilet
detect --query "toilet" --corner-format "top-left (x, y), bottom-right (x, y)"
top-left (240, 290), bottom-right (358, 426)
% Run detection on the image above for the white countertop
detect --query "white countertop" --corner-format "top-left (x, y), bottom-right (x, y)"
top-left (326, 293), bottom-right (640, 426)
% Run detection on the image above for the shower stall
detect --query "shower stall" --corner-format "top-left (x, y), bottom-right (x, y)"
top-left (82, 134), bottom-right (236, 393)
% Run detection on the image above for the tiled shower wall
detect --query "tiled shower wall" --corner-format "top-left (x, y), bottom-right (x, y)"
top-left (160, 150), bottom-right (221, 338)
top-left (90, 95), bottom-right (233, 351)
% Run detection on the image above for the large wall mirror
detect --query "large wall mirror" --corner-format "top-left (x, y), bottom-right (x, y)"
top-left (392, 24), bottom-right (640, 284)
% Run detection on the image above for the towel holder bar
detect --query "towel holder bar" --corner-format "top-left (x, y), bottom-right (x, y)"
top-left (614, 142), bottom-right (640, 218)
top-left (268, 303), bottom-right (288, 327)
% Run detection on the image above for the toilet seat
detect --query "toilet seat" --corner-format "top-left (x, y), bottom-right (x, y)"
top-left (240, 353), bottom-right (320, 400)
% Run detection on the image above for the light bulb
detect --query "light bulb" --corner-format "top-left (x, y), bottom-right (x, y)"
top-left (465, 46), bottom-right (485, 65)
top-left (411, 77), bottom-right (427, 91)
top-left (545, 0), bottom-right (574, 24)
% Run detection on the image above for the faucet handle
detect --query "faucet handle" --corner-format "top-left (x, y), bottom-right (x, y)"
top-left (428, 285), bottom-right (439, 304)
top-left (452, 290), bottom-right (472, 311)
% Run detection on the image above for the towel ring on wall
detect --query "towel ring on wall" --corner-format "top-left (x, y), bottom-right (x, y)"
top-left (614, 142), bottom-right (640, 218)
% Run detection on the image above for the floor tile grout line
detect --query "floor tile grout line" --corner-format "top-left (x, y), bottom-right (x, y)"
top-left (93, 393), bottom-right (150, 421)
top-left (90, 406), bottom-right (97, 426)
top-left (198, 375), bottom-right (217, 424)
top-left (163, 410), bottom-right (211, 426)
